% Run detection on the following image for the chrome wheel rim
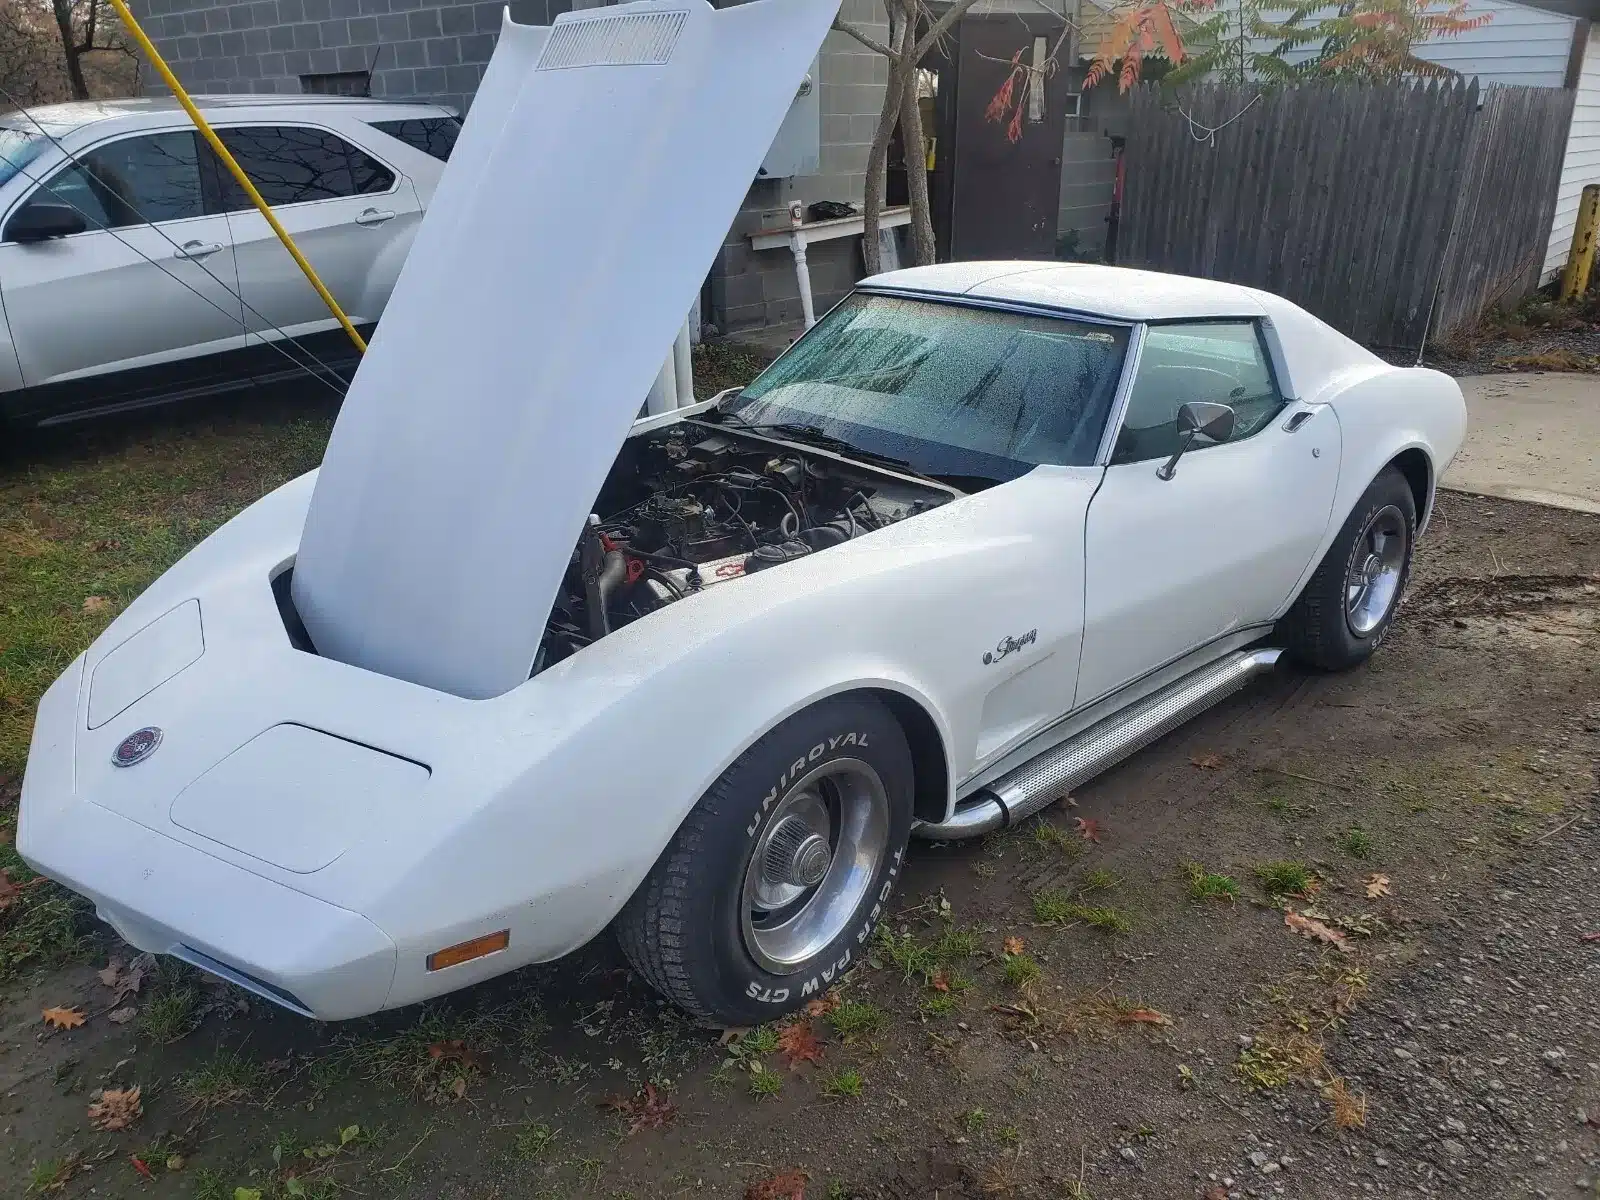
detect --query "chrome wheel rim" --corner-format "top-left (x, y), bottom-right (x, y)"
top-left (740, 758), bottom-right (889, 975)
top-left (1345, 504), bottom-right (1408, 635)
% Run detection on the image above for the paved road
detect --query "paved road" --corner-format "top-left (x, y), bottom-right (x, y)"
top-left (1444, 372), bottom-right (1600, 514)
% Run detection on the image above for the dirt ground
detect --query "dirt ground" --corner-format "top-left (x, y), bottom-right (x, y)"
top-left (2, 474), bottom-right (1598, 1198)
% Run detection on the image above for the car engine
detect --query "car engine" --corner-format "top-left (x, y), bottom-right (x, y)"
top-left (535, 422), bottom-right (956, 669)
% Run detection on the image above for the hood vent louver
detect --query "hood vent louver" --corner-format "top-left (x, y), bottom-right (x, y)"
top-left (536, 10), bottom-right (686, 70)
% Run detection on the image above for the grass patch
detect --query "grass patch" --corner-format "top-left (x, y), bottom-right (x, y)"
top-left (1031, 889), bottom-right (1132, 933)
top-left (1002, 953), bottom-right (1042, 988)
top-left (875, 922), bottom-right (982, 984)
top-left (1236, 1032), bottom-right (1326, 1089)
top-left (180, 1048), bottom-right (259, 1109)
top-left (0, 831), bottom-right (94, 983)
top-left (1027, 819), bottom-right (1084, 859)
top-left (920, 992), bottom-right (960, 1018)
top-left (1254, 860), bottom-right (1315, 901)
top-left (959, 1106), bottom-right (988, 1133)
top-left (691, 341), bottom-right (776, 400)
top-left (27, 1158), bottom-right (74, 1195)
top-left (730, 1024), bottom-right (780, 1059)
top-left (747, 1061), bottom-right (783, 1099)
top-left (828, 1001), bottom-right (888, 1043)
top-left (336, 1005), bottom-right (506, 1104)
top-left (821, 1068), bottom-right (864, 1099)
top-left (138, 983), bottom-right (201, 1044)
top-left (513, 1122), bottom-right (558, 1161)
top-left (1077, 868), bottom-right (1119, 893)
top-left (1184, 862), bottom-right (1241, 902)
top-left (1341, 826), bottom-right (1374, 859)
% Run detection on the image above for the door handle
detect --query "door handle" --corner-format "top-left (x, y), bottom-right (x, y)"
top-left (1282, 409), bottom-right (1315, 433)
top-left (355, 208), bottom-right (396, 226)
top-left (174, 240), bottom-right (222, 260)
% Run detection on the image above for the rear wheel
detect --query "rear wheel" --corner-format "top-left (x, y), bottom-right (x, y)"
top-left (616, 695), bottom-right (914, 1026)
top-left (1278, 466), bottom-right (1417, 671)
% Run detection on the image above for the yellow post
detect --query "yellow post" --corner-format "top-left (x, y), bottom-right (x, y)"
top-left (1561, 183), bottom-right (1600, 304)
top-left (107, 0), bottom-right (367, 354)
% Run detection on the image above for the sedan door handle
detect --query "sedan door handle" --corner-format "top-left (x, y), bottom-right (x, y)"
top-left (174, 240), bottom-right (223, 260)
top-left (355, 208), bottom-right (396, 226)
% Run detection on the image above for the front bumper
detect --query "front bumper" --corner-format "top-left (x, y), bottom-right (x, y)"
top-left (17, 660), bottom-right (398, 1020)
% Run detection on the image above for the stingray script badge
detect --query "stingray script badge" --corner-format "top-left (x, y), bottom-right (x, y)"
top-left (983, 629), bottom-right (1038, 666)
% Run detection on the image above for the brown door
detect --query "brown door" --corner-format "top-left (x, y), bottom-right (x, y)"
top-left (945, 15), bottom-right (1068, 261)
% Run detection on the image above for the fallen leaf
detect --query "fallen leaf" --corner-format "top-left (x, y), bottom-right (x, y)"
top-left (1002, 936), bottom-right (1025, 956)
top-left (1119, 1008), bottom-right (1173, 1027)
top-left (426, 1039), bottom-right (483, 1071)
top-left (718, 1026), bottom-right (753, 1045)
top-left (803, 990), bottom-right (841, 1017)
top-left (97, 958), bottom-right (125, 988)
top-left (92, 538), bottom-right (122, 552)
top-left (42, 1006), bottom-right (86, 1030)
top-left (1190, 752), bottom-right (1226, 769)
top-left (1074, 817), bottom-right (1103, 843)
top-left (930, 969), bottom-right (951, 993)
top-left (82, 595), bottom-right (110, 613)
top-left (449, 1077), bottom-right (467, 1100)
top-left (234, 1190), bottom-right (264, 1200)
top-left (165, 1155), bottom-right (185, 1171)
top-left (1284, 910), bottom-right (1353, 954)
top-left (1203, 1187), bottom-right (1228, 1200)
top-left (88, 1086), bottom-right (142, 1131)
top-left (130, 1154), bottom-right (154, 1181)
top-left (745, 1169), bottom-right (808, 1200)
top-left (108, 1006), bottom-right (138, 1024)
top-left (599, 1082), bottom-right (678, 1134)
top-left (97, 953), bottom-right (152, 1005)
top-left (776, 1020), bottom-right (825, 1070)
top-left (1580, 932), bottom-right (1600, 943)
top-left (0, 869), bottom-right (20, 912)
top-left (1364, 873), bottom-right (1391, 899)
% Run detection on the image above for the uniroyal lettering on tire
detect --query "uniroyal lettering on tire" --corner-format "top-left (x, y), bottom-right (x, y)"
top-left (617, 697), bottom-right (915, 1027)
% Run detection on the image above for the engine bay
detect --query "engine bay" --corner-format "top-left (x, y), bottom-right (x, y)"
top-left (536, 422), bottom-right (957, 669)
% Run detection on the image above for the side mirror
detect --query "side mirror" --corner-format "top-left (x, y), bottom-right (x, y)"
top-left (6, 202), bottom-right (88, 244)
top-left (1157, 401), bottom-right (1236, 481)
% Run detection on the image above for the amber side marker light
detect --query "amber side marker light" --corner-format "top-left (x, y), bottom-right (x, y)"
top-left (426, 930), bottom-right (510, 972)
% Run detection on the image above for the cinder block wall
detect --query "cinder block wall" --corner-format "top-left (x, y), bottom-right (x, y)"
top-left (128, 0), bottom-right (571, 114)
top-left (713, 0), bottom-right (889, 334)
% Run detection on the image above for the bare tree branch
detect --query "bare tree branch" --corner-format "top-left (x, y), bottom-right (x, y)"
top-left (831, 15), bottom-right (894, 58)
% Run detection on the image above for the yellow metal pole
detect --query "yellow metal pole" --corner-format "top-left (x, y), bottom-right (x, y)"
top-left (108, 0), bottom-right (367, 354)
top-left (1561, 183), bottom-right (1600, 304)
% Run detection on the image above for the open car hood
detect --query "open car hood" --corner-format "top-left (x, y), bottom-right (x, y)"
top-left (291, 0), bottom-right (838, 699)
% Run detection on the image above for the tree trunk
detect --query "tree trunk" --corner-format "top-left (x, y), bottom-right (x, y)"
top-left (861, 4), bottom-right (909, 277)
top-left (51, 0), bottom-right (90, 99)
top-left (898, 72), bottom-right (934, 266)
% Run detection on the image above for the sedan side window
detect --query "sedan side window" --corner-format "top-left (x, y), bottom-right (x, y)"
top-left (1112, 321), bottom-right (1285, 465)
top-left (11, 131), bottom-right (203, 234)
top-left (215, 126), bottom-right (395, 209)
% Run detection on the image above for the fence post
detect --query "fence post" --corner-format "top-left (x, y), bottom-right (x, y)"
top-left (1561, 184), bottom-right (1600, 302)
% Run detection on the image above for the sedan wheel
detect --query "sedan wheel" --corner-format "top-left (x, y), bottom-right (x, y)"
top-left (1344, 504), bottom-right (1409, 636)
top-left (616, 694), bottom-right (914, 1026)
top-left (1279, 466), bottom-right (1418, 671)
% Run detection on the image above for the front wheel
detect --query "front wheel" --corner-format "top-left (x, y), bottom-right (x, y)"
top-left (616, 695), bottom-right (914, 1026)
top-left (1278, 466), bottom-right (1417, 671)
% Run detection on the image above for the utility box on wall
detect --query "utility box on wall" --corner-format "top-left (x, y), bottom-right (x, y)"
top-left (758, 56), bottom-right (820, 178)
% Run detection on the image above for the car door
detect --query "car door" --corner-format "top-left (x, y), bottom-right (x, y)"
top-left (0, 129), bottom-right (245, 415)
top-left (1076, 320), bottom-right (1341, 707)
top-left (215, 124), bottom-right (423, 354)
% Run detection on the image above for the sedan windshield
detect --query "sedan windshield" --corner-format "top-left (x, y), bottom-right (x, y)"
top-left (716, 293), bottom-right (1129, 483)
top-left (0, 126), bottom-right (48, 190)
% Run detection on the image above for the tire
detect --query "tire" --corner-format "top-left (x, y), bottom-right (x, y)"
top-left (1278, 466), bottom-right (1417, 671)
top-left (616, 695), bottom-right (914, 1026)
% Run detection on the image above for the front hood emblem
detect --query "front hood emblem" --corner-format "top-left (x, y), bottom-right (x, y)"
top-left (112, 727), bottom-right (162, 768)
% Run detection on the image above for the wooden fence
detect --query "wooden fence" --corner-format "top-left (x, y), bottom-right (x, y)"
top-left (1118, 82), bottom-right (1575, 347)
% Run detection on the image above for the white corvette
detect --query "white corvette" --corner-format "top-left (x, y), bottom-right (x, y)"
top-left (19, 0), bottom-right (1465, 1027)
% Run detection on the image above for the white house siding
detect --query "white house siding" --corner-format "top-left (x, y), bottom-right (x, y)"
top-left (1545, 25), bottom-right (1600, 280)
top-left (1410, 0), bottom-right (1576, 86)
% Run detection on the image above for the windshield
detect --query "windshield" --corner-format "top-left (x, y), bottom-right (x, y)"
top-left (718, 292), bottom-right (1130, 482)
top-left (0, 126), bottom-right (48, 190)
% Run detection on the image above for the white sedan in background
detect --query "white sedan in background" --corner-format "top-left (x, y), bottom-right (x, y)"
top-left (0, 95), bottom-right (457, 429)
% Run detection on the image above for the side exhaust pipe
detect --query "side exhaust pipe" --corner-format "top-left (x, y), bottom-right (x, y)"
top-left (914, 648), bottom-right (1282, 841)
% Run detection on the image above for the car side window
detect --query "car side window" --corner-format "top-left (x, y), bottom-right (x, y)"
top-left (215, 126), bottom-right (395, 209)
top-left (368, 117), bottom-right (460, 162)
top-left (12, 131), bottom-right (203, 234)
top-left (1111, 321), bottom-right (1286, 465)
